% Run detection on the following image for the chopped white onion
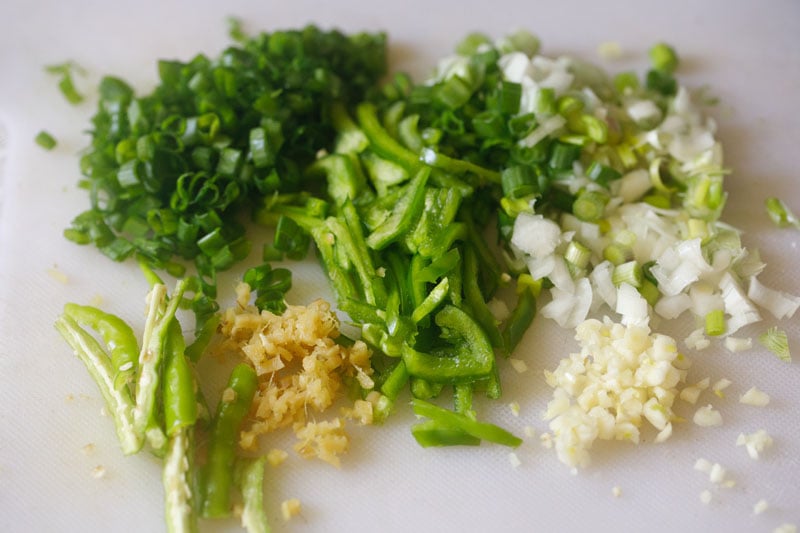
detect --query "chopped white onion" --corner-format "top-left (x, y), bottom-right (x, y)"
top-left (615, 283), bottom-right (649, 327)
top-left (518, 114), bottom-right (567, 148)
top-left (719, 272), bottom-right (761, 334)
top-left (655, 293), bottom-right (692, 319)
top-left (614, 169), bottom-right (652, 203)
top-left (497, 52), bottom-right (532, 83)
top-left (626, 100), bottom-right (662, 124)
top-left (589, 261), bottom-right (616, 310)
top-left (540, 277), bottom-right (592, 329)
top-left (511, 213), bottom-right (562, 257)
top-left (748, 276), bottom-right (800, 319)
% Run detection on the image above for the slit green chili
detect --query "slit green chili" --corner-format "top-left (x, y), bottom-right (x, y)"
top-left (200, 363), bottom-right (258, 518)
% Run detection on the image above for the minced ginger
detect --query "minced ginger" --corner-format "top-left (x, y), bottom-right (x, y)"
top-left (216, 283), bottom-right (376, 467)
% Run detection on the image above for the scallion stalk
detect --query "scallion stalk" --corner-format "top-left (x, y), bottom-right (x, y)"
top-left (704, 309), bottom-right (726, 336)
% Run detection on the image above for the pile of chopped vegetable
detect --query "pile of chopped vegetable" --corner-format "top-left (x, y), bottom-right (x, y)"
top-left (63, 25), bottom-right (387, 320)
top-left (51, 21), bottom-right (800, 533)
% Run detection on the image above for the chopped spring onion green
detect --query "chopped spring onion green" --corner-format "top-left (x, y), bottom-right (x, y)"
top-left (572, 190), bottom-right (609, 222)
top-left (35, 130), bottom-right (57, 150)
top-left (612, 260), bottom-right (643, 288)
top-left (565, 241), bottom-right (592, 271)
top-left (45, 61), bottom-right (86, 104)
top-left (64, 26), bottom-right (388, 323)
top-left (704, 309), bottom-right (726, 337)
top-left (649, 42), bottom-right (679, 73)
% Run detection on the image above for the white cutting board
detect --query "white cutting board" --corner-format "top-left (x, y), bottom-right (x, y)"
top-left (1, 1), bottom-right (799, 532)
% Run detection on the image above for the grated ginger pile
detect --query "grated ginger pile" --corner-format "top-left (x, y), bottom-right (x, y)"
top-left (216, 283), bottom-right (377, 467)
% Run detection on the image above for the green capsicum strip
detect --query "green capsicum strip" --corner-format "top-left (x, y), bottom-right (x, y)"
top-left (55, 313), bottom-right (142, 455)
top-left (502, 287), bottom-right (537, 354)
top-left (365, 166), bottom-right (430, 250)
top-left (462, 245), bottom-right (504, 350)
top-left (373, 360), bottom-right (410, 423)
top-left (420, 147), bottom-right (501, 186)
top-left (404, 187), bottom-right (466, 258)
top-left (356, 101), bottom-right (420, 172)
top-left (311, 153), bottom-right (367, 206)
top-left (410, 419), bottom-right (481, 447)
top-left (411, 399), bottom-right (522, 447)
top-left (200, 363), bottom-right (258, 518)
top-left (402, 305), bottom-right (494, 383)
top-left (411, 277), bottom-right (450, 323)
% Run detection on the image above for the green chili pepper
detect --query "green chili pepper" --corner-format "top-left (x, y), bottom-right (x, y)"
top-left (163, 320), bottom-right (197, 437)
top-left (236, 456), bottom-right (271, 533)
top-left (200, 363), bottom-right (258, 518)
top-left (54, 314), bottom-right (141, 455)
top-left (63, 303), bottom-right (139, 391)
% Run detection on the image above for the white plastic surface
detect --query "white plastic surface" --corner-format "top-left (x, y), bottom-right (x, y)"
top-left (1, 1), bottom-right (799, 532)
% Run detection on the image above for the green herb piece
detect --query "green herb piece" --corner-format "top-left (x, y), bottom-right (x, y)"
top-left (649, 42), bottom-right (679, 73)
top-left (765, 197), bottom-right (800, 229)
top-left (35, 130), bottom-right (57, 150)
top-left (759, 327), bottom-right (791, 362)
top-left (46, 61), bottom-right (85, 104)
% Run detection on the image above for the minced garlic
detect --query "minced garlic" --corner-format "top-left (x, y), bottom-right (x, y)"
top-left (216, 284), bottom-right (374, 467)
top-left (739, 386), bottom-right (770, 407)
top-left (736, 429), bottom-right (774, 459)
top-left (543, 317), bottom-right (690, 468)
